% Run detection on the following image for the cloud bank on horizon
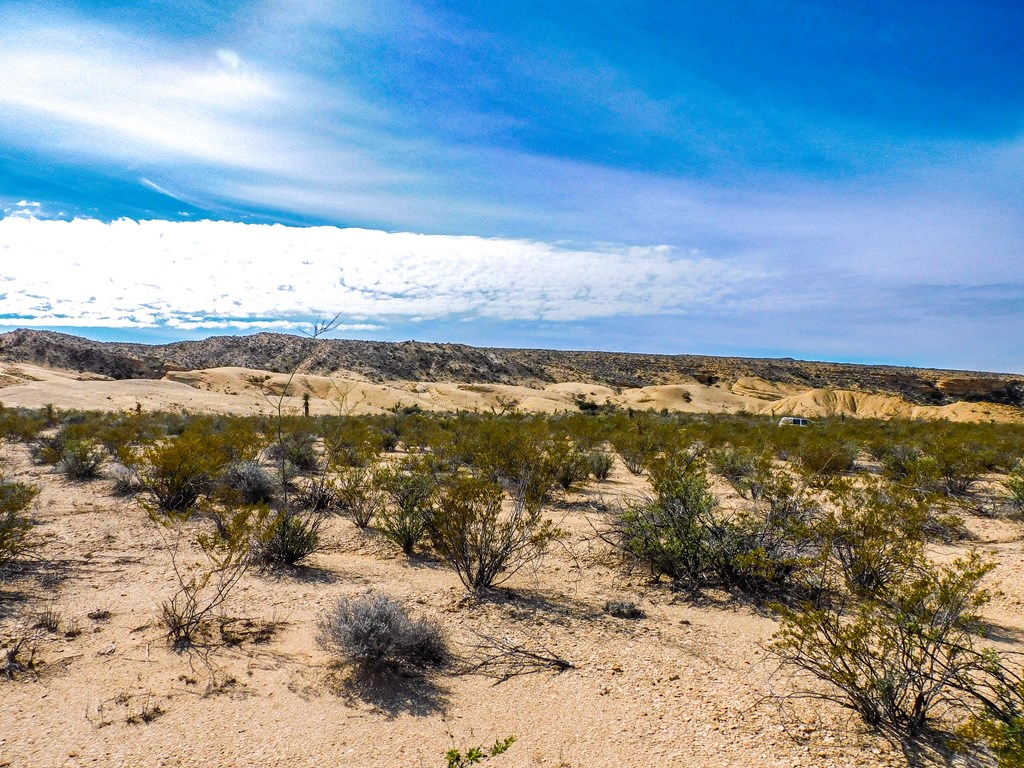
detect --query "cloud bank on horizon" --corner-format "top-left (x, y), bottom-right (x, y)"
top-left (0, 1), bottom-right (1022, 371)
top-left (0, 216), bottom-right (755, 328)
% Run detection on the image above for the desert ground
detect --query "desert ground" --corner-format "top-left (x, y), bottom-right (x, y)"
top-left (2, 361), bottom-right (1023, 768)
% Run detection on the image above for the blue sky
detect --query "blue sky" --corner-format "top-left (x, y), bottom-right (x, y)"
top-left (1, 0), bottom-right (1022, 372)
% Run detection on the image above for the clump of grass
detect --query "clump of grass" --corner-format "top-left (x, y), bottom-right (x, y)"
top-left (248, 509), bottom-right (324, 568)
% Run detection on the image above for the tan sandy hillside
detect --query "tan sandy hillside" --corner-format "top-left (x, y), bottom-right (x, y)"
top-left (2, 329), bottom-right (1023, 413)
top-left (1, 360), bottom-right (1021, 423)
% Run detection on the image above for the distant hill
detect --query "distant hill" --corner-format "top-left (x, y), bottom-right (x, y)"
top-left (1, 328), bottom-right (1022, 409)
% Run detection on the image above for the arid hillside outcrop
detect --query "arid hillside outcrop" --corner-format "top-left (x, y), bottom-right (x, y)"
top-left (1, 328), bottom-right (1022, 411)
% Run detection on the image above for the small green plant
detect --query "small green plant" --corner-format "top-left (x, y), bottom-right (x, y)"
top-left (445, 735), bottom-right (516, 767)
top-left (32, 605), bottom-right (63, 633)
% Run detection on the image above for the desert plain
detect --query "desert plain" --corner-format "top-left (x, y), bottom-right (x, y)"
top-left (2, 332), bottom-right (1024, 768)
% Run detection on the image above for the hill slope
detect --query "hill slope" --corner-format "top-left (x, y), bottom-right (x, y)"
top-left (1, 328), bottom-right (1022, 411)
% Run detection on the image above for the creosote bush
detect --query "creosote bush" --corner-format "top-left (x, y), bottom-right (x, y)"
top-left (156, 505), bottom-right (267, 648)
top-left (1002, 461), bottom-right (1024, 515)
top-left (374, 461), bottom-right (436, 555)
top-left (57, 438), bottom-right (105, 480)
top-left (267, 430), bottom-right (319, 473)
top-left (613, 451), bottom-right (717, 586)
top-left (335, 467), bottom-right (381, 528)
top-left (139, 430), bottom-right (231, 512)
top-left (587, 450), bottom-right (614, 481)
top-left (316, 594), bottom-right (450, 672)
top-left (294, 475), bottom-right (340, 513)
top-left (820, 482), bottom-right (928, 596)
top-left (771, 553), bottom-right (995, 736)
top-left (0, 475), bottom-right (39, 569)
top-left (427, 473), bottom-right (560, 593)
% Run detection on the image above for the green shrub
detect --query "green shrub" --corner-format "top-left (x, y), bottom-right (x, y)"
top-left (374, 461), bottom-right (437, 554)
top-left (294, 475), bottom-right (340, 513)
top-left (613, 453), bottom-right (716, 585)
top-left (709, 445), bottom-right (772, 499)
top-left (323, 420), bottom-right (382, 468)
top-left (139, 431), bottom-right (230, 513)
top-left (771, 553), bottom-right (993, 736)
top-left (924, 437), bottom-right (987, 498)
top-left (702, 504), bottom-right (820, 599)
top-left (792, 437), bottom-right (858, 484)
top-left (819, 483), bottom-right (928, 596)
top-left (157, 506), bottom-right (265, 647)
top-left (268, 430), bottom-right (319, 473)
top-left (427, 474), bottom-right (560, 593)
top-left (0, 476), bottom-right (39, 568)
top-left (552, 443), bottom-right (589, 491)
top-left (336, 468), bottom-right (382, 528)
top-left (0, 408), bottom-right (46, 442)
top-left (30, 432), bottom-right (66, 466)
top-left (877, 444), bottom-right (923, 482)
top-left (957, 670), bottom-right (1024, 768)
top-left (611, 431), bottom-right (659, 475)
top-left (57, 438), bottom-right (105, 480)
top-left (96, 413), bottom-right (161, 465)
top-left (249, 509), bottom-right (324, 567)
top-left (587, 450), bottom-right (614, 481)
top-left (1004, 461), bottom-right (1024, 513)
top-left (316, 594), bottom-right (450, 672)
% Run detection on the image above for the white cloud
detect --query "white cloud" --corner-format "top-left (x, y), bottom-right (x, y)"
top-left (0, 17), bottom-right (384, 183)
top-left (0, 217), bottom-right (762, 329)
